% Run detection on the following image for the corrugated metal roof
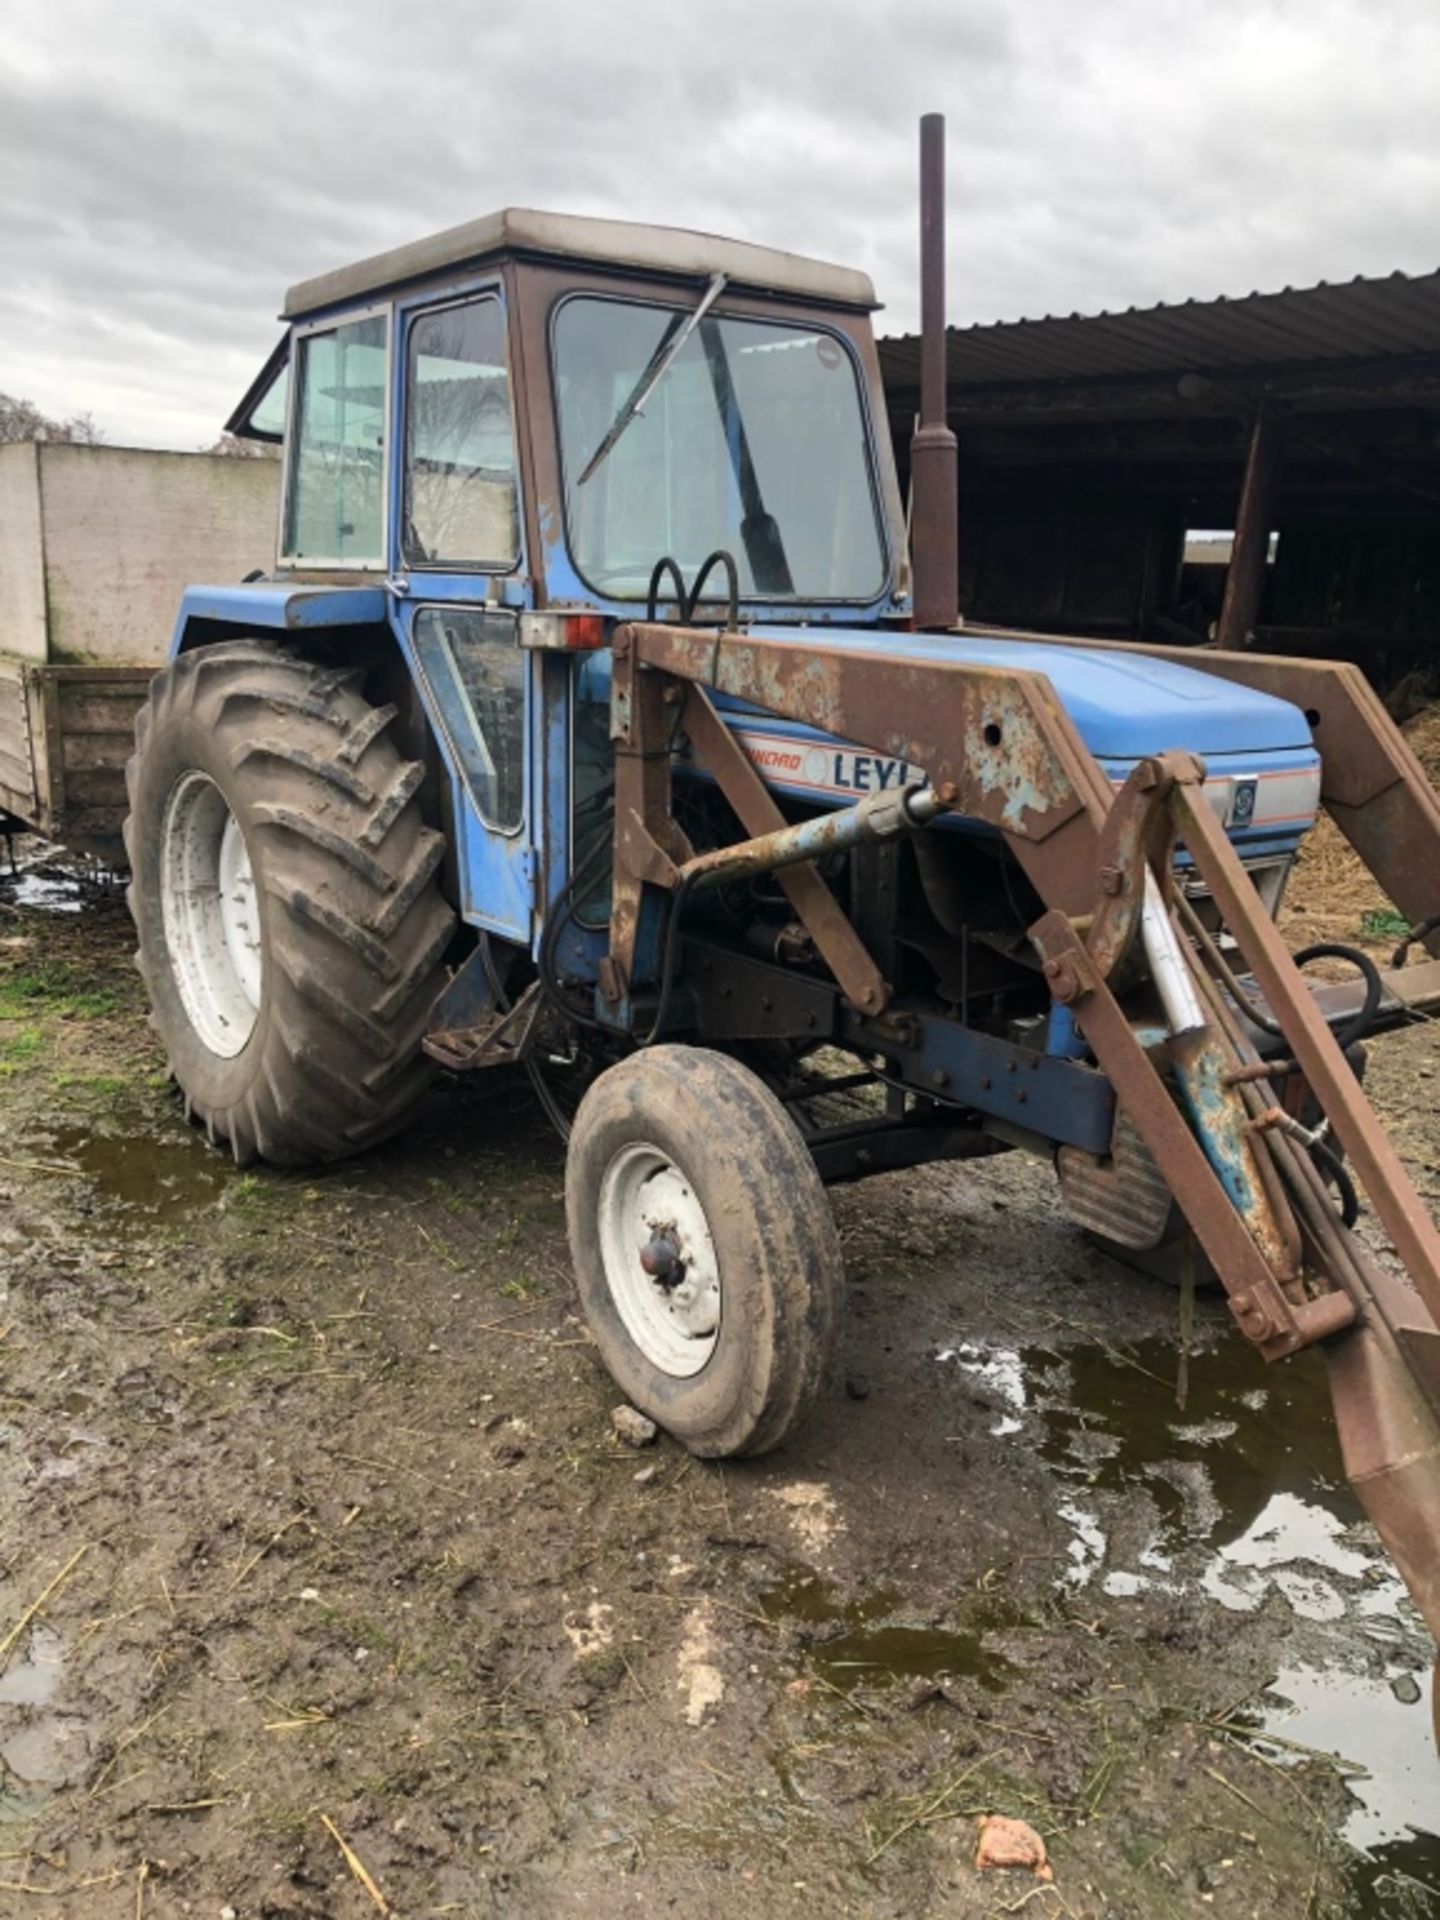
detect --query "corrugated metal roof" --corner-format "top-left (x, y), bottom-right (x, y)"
top-left (878, 267), bottom-right (1440, 392)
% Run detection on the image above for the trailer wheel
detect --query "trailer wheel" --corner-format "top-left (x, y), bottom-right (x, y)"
top-left (124, 640), bottom-right (454, 1166)
top-left (566, 1045), bottom-right (842, 1457)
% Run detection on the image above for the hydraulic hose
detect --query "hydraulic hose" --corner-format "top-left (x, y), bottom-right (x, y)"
top-left (633, 872), bottom-right (697, 1049)
top-left (1310, 1137), bottom-right (1361, 1230)
top-left (537, 835), bottom-right (617, 1036)
top-left (1291, 942), bottom-right (1383, 1053)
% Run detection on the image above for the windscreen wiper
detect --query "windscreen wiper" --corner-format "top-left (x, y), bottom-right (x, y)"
top-left (698, 317), bottom-right (794, 596)
top-left (577, 272), bottom-right (728, 486)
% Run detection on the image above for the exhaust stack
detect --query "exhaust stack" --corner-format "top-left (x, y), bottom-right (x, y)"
top-left (910, 112), bottom-right (959, 631)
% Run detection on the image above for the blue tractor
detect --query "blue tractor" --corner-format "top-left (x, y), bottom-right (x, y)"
top-left (126, 122), bottom-right (1440, 1669)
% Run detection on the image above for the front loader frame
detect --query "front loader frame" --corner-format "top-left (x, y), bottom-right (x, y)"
top-left (979, 630), bottom-right (1440, 963)
top-left (603, 618), bottom-right (1440, 1639)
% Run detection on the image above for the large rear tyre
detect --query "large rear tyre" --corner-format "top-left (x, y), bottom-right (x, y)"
top-left (124, 641), bottom-right (455, 1166)
top-left (565, 1045), bottom-right (843, 1457)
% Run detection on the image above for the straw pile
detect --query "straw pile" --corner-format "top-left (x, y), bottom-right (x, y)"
top-left (1282, 701), bottom-right (1440, 955)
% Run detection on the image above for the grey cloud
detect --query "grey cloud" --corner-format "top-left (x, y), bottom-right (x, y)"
top-left (2, 0), bottom-right (1437, 445)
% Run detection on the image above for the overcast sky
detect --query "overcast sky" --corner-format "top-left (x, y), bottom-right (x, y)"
top-left (3, 0), bottom-right (1438, 449)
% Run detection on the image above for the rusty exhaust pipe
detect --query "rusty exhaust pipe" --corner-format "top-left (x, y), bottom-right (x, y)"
top-left (911, 112), bottom-right (959, 632)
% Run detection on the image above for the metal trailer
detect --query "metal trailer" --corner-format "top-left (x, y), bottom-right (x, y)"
top-left (0, 441), bottom-right (278, 859)
top-left (118, 120), bottom-right (1440, 1717)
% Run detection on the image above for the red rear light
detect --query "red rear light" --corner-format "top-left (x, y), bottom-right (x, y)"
top-left (519, 611), bottom-right (609, 651)
top-left (563, 613), bottom-right (608, 650)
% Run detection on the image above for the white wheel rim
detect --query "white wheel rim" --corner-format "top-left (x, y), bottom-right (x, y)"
top-left (597, 1141), bottom-right (721, 1377)
top-left (160, 771), bottom-right (263, 1059)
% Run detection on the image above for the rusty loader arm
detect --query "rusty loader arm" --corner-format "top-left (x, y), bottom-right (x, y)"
top-left (605, 619), bottom-right (1440, 1647)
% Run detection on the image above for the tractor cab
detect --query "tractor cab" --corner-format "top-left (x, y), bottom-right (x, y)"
top-left (229, 207), bottom-right (910, 626)
top-left (218, 210), bottom-right (914, 947)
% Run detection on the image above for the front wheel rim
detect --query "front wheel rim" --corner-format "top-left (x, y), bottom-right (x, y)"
top-left (597, 1142), bottom-right (721, 1377)
top-left (160, 770), bottom-right (263, 1059)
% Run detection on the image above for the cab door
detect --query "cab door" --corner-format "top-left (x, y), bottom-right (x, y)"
top-left (388, 286), bottom-right (537, 942)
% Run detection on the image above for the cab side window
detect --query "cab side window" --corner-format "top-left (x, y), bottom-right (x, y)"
top-left (404, 297), bottom-right (519, 570)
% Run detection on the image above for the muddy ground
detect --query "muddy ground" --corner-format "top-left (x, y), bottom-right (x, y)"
top-left (1, 856), bottom-right (1439, 1920)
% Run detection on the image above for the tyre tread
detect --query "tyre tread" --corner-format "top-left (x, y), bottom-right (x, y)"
top-left (125, 639), bottom-right (455, 1167)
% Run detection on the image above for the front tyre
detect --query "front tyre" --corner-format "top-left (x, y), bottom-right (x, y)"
top-left (125, 641), bottom-right (455, 1166)
top-left (565, 1045), bottom-right (844, 1457)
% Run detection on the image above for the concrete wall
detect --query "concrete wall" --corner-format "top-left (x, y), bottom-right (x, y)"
top-left (0, 443), bottom-right (49, 663)
top-left (30, 444), bottom-right (281, 665)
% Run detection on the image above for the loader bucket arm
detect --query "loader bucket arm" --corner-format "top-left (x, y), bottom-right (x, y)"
top-left (973, 631), bottom-right (1440, 962)
top-left (608, 620), bottom-right (1440, 1649)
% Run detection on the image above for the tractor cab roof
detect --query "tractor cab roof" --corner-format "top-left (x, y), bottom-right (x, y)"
top-left (282, 206), bottom-right (878, 321)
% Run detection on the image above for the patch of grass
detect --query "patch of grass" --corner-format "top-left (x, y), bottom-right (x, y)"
top-left (1360, 907), bottom-right (1412, 942)
top-left (0, 958), bottom-right (126, 1021)
top-left (224, 1171), bottom-right (287, 1217)
top-left (265, 1804), bottom-right (315, 1841)
top-left (54, 1070), bottom-right (131, 1095)
top-left (490, 1217), bottom-right (524, 1254)
top-left (0, 1026), bottom-right (44, 1073)
top-left (208, 1340), bottom-right (313, 1380)
top-left (316, 1606), bottom-right (399, 1655)
top-left (426, 1174), bottom-right (475, 1218)
top-left (415, 1224), bottom-right (465, 1273)
top-left (576, 1649), bottom-right (626, 1693)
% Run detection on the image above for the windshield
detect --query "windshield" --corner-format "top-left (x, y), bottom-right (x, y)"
top-left (552, 297), bottom-right (887, 603)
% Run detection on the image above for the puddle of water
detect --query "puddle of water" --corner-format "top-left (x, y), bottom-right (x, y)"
top-left (1249, 1665), bottom-right (1440, 1916)
top-left (761, 1566), bottom-right (1015, 1694)
top-left (0, 1623), bottom-right (87, 1807)
top-left (0, 1717), bottom-right (89, 1788)
top-left (8, 869), bottom-right (85, 914)
top-left (48, 1108), bottom-right (233, 1223)
top-left (1263, 1663), bottom-right (1438, 1849)
top-left (947, 1333), bottom-right (1384, 1620)
top-left (937, 1341), bottom-right (1029, 1428)
top-left (0, 1626), bottom-right (62, 1709)
top-left (939, 1331), bottom-right (1440, 1912)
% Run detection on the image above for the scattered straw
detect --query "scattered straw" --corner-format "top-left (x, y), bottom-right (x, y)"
top-left (88, 1705), bottom-right (170, 1798)
top-left (223, 1512), bottom-right (308, 1595)
top-left (0, 1544), bottom-right (90, 1664)
top-left (866, 1752), bottom-right (995, 1863)
top-left (320, 1814), bottom-right (390, 1915)
top-left (1205, 1765), bottom-right (1271, 1823)
top-left (1283, 701), bottom-right (1440, 954)
top-left (0, 1868), bottom-right (124, 1897)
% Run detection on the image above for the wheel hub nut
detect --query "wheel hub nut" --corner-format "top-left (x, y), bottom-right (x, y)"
top-left (639, 1230), bottom-right (686, 1292)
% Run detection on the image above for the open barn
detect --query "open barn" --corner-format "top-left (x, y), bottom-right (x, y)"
top-left (881, 268), bottom-right (1440, 696)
